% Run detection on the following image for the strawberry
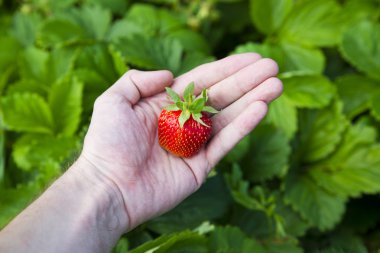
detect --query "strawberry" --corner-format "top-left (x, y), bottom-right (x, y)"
top-left (158, 82), bottom-right (218, 158)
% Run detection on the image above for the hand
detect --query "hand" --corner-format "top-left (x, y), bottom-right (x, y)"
top-left (79, 53), bottom-right (282, 231)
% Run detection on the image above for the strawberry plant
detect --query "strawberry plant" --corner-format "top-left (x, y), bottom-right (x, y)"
top-left (1, 0), bottom-right (380, 252)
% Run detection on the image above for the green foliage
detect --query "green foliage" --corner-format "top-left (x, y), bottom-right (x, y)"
top-left (1, 0), bottom-right (380, 252)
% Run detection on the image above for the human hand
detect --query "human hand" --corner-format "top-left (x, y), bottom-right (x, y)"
top-left (78, 53), bottom-right (283, 231)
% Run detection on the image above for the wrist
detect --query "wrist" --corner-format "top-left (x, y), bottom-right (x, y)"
top-left (65, 155), bottom-right (130, 237)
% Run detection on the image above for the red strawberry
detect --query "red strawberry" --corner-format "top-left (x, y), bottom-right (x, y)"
top-left (158, 82), bottom-right (218, 158)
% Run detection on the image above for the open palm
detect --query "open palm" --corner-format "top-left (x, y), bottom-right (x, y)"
top-left (80, 53), bottom-right (282, 230)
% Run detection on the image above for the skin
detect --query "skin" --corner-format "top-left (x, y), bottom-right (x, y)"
top-left (0, 53), bottom-right (282, 253)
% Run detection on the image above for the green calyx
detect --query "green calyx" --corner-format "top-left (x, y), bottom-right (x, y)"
top-left (164, 82), bottom-right (219, 128)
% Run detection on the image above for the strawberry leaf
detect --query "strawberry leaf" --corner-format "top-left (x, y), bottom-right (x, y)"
top-left (178, 110), bottom-right (191, 128)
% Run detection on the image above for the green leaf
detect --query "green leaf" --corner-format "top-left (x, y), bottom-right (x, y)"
top-left (0, 36), bottom-right (22, 70)
top-left (19, 47), bottom-right (49, 81)
top-left (129, 231), bottom-right (207, 253)
top-left (167, 29), bottom-right (210, 54)
top-left (48, 76), bottom-right (83, 136)
top-left (243, 123), bottom-right (291, 182)
top-left (274, 193), bottom-right (310, 237)
top-left (309, 123), bottom-right (380, 198)
top-left (10, 12), bottom-right (41, 47)
top-left (335, 74), bottom-right (379, 119)
top-left (233, 42), bottom-right (324, 75)
top-left (148, 175), bottom-right (231, 234)
top-left (112, 237), bottom-right (129, 253)
top-left (340, 20), bottom-right (380, 80)
top-left (267, 95), bottom-right (298, 138)
top-left (250, 0), bottom-right (293, 35)
top-left (284, 172), bottom-right (346, 231)
top-left (38, 18), bottom-right (84, 47)
top-left (261, 238), bottom-right (304, 253)
top-left (209, 226), bottom-right (265, 253)
top-left (283, 75), bottom-right (335, 108)
top-left (13, 134), bottom-right (79, 171)
top-left (297, 101), bottom-right (347, 163)
top-left (125, 4), bottom-right (183, 36)
top-left (114, 35), bottom-right (183, 74)
top-left (179, 110), bottom-right (191, 128)
top-left (62, 4), bottom-right (111, 40)
top-left (75, 44), bottom-right (121, 84)
top-left (279, 42), bottom-right (325, 75)
top-left (370, 91), bottom-right (380, 121)
top-left (192, 113), bottom-right (209, 127)
top-left (177, 52), bottom-right (215, 76)
top-left (85, 0), bottom-right (128, 15)
top-left (1, 93), bottom-right (54, 134)
top-left (108, 46), bottom-right (128, 76)
top-left (278, 0), bottom-right (346, 47)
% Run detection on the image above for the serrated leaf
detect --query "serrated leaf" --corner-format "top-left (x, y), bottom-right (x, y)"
top-left (125, 4), bottom-right (183, 36)
top-left (340, 20), bottom-right (380, 80)
top-left (335, 74), bottom-right (379, 119)
top-left (10, 12), bottom-right (41, 47)
top-left (283, 75), bottom-right (335, 108)
top-left (13, 134), bottom-right (79, 171)
top-left (38, 18), bottom-right (85, 47)
top-left (19, 47), bottom-right (49, 81)
top-left (1, 93), bottom-right (54, 134)
top-left (233, 42), bottom-right (324, 75)
top-left (209, 226), bottom-right (265, 253)
top-left (250, 0), bottom-right (293, 35)
top-left (284, 172), bottom-right (346, 231)
top-left (108, 46), bottom-right (128, 76)
top-left (309, 123), bottom-right (380, 198)
top-left (67, 5), bottom-right (111, 40)
top-left (48, 76), bottom-right (83, 136)
top-left (297, 101), bottom-right (347, 163)
top-left (278, 0), bottom-right (346, 47)
top-left (167, 29), bottom-right (210, 54)
top-left (267, 95), bottom-right (297, 139)
top-left (129, 231), bottom-right (207, 253)
top-left (75, 44), bottom-right (120, 84)
top-left (243, 123), bottom-right (290, 182)
top-left (274, 193), bottom-right (310, 237)
top-left (114, 34), bottom-right (183, 74)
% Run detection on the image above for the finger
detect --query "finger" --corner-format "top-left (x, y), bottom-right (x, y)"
top-left (207, 58), bottom-right (279, 109)
top-left (206, 101), bottom-right (268, 168)
top-left (172, 53), bottom-right (262, 94)
top-left (212, 77), bottom-right (283, 134)
top-left (107, 69), bottom-right (174, 104)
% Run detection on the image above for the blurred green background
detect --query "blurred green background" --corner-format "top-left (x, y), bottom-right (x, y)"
top-left (1, 0), bottom-right (380, 252)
